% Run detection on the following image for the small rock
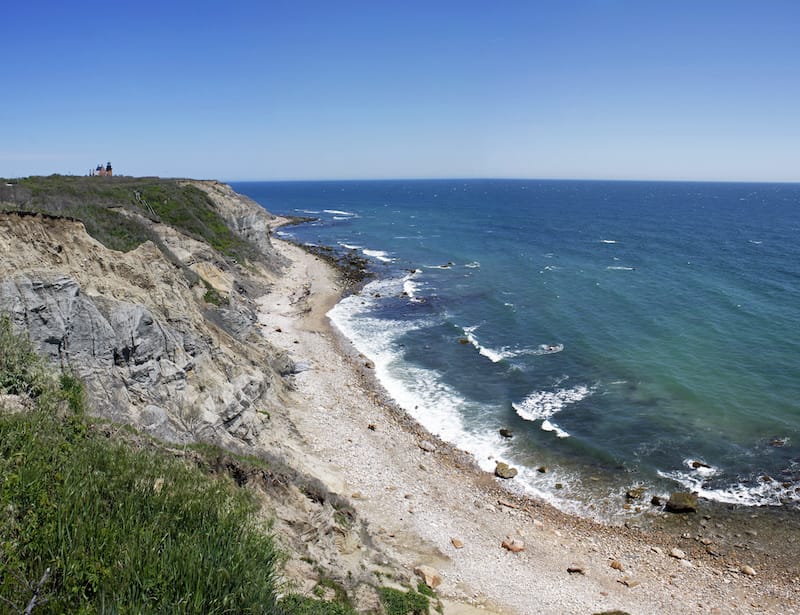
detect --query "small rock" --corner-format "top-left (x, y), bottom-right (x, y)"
top-left (418, 440), bottom-right (436, 452)
top-left (495, 461), bottom-right (518, 479)
top-left (459, 337), bottom-right (470, 345)
top-left (666, 492), bottom-right (698, 513)
top-left (537, 466), bottom-right (548, 473)
top-left (497, 498), bottom-right (518, 509)
top-left (651, 495), bottom-right (665, 506)
top-left (669, 548), bottom-right (686, 560)
top-left (499, 428), bottom-right (514, 438)
top-left (501, 536), bottom-right (525, 553)
top-left (740, 565), bottom-right (757, 576)
top-left (618, 577), bottom-right (640, 588)
top-left (367, 423), bottom-right (377, 431)
top-left (680, 559), bottom-right (694, 568)
top-left (610, 559), bottom-right (624, 571)
top-left (351, 492), bottom-right (362, 499)
top-left (414, 565), bottom-right (442, 588)
top-left (364, 361), bottom-right (375, 369)
top-left (626, 485), bottom-right (646, 500)
top-left (451, 537), bottom-right (464, 549)
top-left (691, 460), bottom-right (711, 469)
top-left (651, 546), bottom-right (664, 555)
top-left (567, 563), bottom-right (586, 575)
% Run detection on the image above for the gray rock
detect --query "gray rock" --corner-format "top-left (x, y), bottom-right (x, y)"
top-left (666, 492), bottom-right (698, 513)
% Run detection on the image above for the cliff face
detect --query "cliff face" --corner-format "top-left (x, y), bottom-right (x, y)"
top-left (0, 183), bottom-right (291, 448)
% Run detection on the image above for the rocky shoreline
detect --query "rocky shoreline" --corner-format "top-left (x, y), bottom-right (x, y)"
top-left (1, 177), bottom-right (798, 613)
top-left (262, 226), bottom-right (800, 614)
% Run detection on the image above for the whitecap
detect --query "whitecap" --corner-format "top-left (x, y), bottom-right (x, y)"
top-left (323, 209), bottom-right (356, 216)
top-left (465, 261), bottom-right (481, 269)
top-left (363, 249), bottom-right (394, 263)
top-left (600, 239), bottom-right (617, 244)
top-left (339, 242), bottom-right (363, 250)
top-left (296, 209), bottom-right (321, 214)
top-left (606, 266), bottom-right (635, 271)
top-left (540, 419), bottom-right (570, 438)
top-left (513, 384), bottom-right (591, 423)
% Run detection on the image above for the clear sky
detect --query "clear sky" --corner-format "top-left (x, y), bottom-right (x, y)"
top-left (2, 1), bottom-right (798, 182)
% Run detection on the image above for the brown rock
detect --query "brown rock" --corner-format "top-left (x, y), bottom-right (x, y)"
top-left (502, 536), bottom-right (525, 553)
top-left (495, 461), bottom-right (518, 479)
top-left (414, 565), bottom-right (442, 588)
top-left (610, 559), bottom-right (624, 571)
top-left (499, 428), bottom-right (514, 438)
top-left (451, 537), bottom-right (464, 549)
top-left (669, 548), bottom-right (686, 560)
top-left (567, 563), bottom-right (586, 575)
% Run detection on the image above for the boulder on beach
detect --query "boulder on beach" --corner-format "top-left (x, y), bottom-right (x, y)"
top-left (413, 564), bottom-right (442, 588)
top-left (665, 492), bottom-right (698, 513)
top-left (495, 461), bottom-right (518, 479)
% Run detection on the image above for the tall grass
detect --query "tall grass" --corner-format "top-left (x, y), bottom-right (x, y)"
top-left (0, 316), bottom-right (281, 613)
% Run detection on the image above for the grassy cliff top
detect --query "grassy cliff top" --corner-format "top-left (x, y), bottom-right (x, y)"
top-left (0, 175), bottom-right (258, 263)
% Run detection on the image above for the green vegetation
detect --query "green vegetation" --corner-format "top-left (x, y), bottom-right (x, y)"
top-left (0, 175), bottom-right (258, 263)
top-left (378, 585), bottom-right (433, 615)
top-left (0, 317), bottom-right (354, 614)
top-left (202, 280), bottom-right (230, 307)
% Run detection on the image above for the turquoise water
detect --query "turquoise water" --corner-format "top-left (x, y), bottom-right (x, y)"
top-left (233, 179), bottom-right (800, 519)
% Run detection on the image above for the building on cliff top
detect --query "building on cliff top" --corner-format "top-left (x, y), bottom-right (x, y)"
top-left (91, 162), bottom-right (113, 177)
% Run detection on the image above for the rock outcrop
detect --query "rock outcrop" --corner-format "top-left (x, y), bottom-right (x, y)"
top-left (0, 189), bottom-right (290, 448)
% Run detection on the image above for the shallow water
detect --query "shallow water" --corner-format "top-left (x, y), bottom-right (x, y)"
top-left (233, 179), bottom-right (800, 521)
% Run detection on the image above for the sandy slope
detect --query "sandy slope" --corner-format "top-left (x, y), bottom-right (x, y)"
top-left (256, 236), bottom-right (799, 615)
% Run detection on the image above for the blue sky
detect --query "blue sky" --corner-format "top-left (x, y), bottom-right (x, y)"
top-left (2, 1), bottom-right (798, 181)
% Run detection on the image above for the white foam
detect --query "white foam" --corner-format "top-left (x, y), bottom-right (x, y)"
top-left (339, 242), bottom-right (363, 250)
top-left (462, 325), bottom-right (521, 363)
top-left (327, 290), bottom-right (506, 471)
top-left (658, 468), bottom-right (799, 507)
top-left (332, 216), bottom-right (351, 221)
top-left (323, 209), bottom-right (356, 216)
top-left (600, 239), bottom-right (617, 244)
top-left (606, 266), bottom-right (635, 271)
top-left (541, 419), bottom-right (570, 438)
top-left (513, 384), bottom-right (591, 428)
top-left (363, 249), bottom-right (394, 263)
top-left (296, 209), bottom-right (321, 214)
top-left (465, 261), bottom-right (481, 269)
top-left (402, 270), bottom-right (422, 298)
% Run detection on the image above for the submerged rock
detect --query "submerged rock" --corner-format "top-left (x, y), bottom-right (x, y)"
top-left (626, 485), bottom-right (646, 500)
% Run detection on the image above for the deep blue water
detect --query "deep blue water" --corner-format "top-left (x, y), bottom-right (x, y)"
top-left (232, 179), bottom-right (800, 519)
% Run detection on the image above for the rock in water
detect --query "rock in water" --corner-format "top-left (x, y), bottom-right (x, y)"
top-left (495, 461), bottom-right (518, 479)
top-left (666, 492), bottom-right (698, 513)
top-left (499, 428), bottom-right (514, 438)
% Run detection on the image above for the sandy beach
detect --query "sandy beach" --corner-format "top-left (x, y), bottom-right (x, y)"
top-left (256, 232), bottom-right (800, 615)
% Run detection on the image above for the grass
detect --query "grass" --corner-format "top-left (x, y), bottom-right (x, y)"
top-left (1, 175), bottom-right (259, 264)
top-left (0, 316), bottom-right (356, 614)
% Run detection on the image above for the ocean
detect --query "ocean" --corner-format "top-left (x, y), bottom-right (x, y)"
top-left (232, 179), bottom-right (800, 521)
